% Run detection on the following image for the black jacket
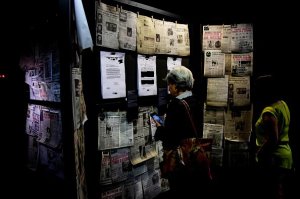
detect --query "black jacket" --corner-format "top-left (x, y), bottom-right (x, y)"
top-left (154, 95), bottom-right (202, 149)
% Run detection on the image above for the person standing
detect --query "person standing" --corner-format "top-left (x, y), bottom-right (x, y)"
top-left (154, 66), bottom-right (211, 198)
top-left (254, 75), bottom-right (293, 199)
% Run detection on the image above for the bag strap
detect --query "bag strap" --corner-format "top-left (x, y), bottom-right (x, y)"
top-left (181, 99), bottom-right (198, 137)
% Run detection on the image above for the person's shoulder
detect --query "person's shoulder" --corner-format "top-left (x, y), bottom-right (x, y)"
top-left (262, 106), bottom-right (276, 119)
top-left (184, 95), bottom-right (200, 105)
top-left (170, 98), bottom-right (181, 106)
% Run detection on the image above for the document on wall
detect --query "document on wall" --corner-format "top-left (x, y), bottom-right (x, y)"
top-left (71, 64), bottom-right (85, 125)
top-left (101, 184), bottom-right (123, 199)
top-left (96, 2), bottom-right (119, 49)
top-left (204, 50), bottom-right (225, 77)
top-left (228, 76), bottom-right (251, 107)
top-left (202, 25), bottom-right (223, 51)
top-left (130, 106), bottom-right (157, 165)
top-left (111, 148), bottom-right (130, 183)
top-left (132, 163), bottom-right (148, 177)
top-left (175, 23), bottom-right (190, 56)
top-left (203, 104), bottom-right (225, 125)
top-left (74, 0), bottom-right (93, 51)
top-left (26, 104), bottom-right (62, 148)
top-left (203, 123), bottom-right (224, 149)
top-left (206, 75), bottom-right (229, 107)
top-left (100, 51), bottom-right (126, 99)
top-left (119, 8), bottom-right (137, 51)
top-left (154, 19), bottom-right (167, 54)
top-left (98, 111), bottom-right (134, 150)
top-left (122, 180), bottom-right (136, 199)
top-left (230, 23), bottom-right (253, 53)
top-left (224, 106), bottom-right (253, 141)
top-left (137, 55), bottom-right (157, 96)
top-left (167, 57), bottom-right (182, 72)
top-left (26, 61), bottom-right (59, 102)
top-left (26, 104), bottom-right (41, 137)
top-left (130, 113), bottom-right (147, 165)
top-left (141, 170), bottom-right (161, 199)
top-left (119, 111), bottom-right (134, 147)
top-left (29, 80), bottom-right (54, 101)
top-left (231, 52), bottom-right (253, 76)
top-left (72, 67), bottom-right (87, 130)
top-left (134, 176), bottom-right (144, 199)
top-left (20, 41), bottom-right (61, 102)
top-left (164, 21), bottom-right (177, 55)
top-left (221, 25), bottom-right (231, 53)
top-left (225, 54), bottom-right (232, 75)
top-left (38, 108), bottom-right (62, 149)
top-left (98, 112), bottom-right (120, 150)
top-left (137, 15), bottom-right (155, 54)
top-left (100, 150), bottom-right (112, 185)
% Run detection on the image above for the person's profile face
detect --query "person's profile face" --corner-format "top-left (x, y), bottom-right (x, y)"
top-left (168, 83), bottom-right (178, 97)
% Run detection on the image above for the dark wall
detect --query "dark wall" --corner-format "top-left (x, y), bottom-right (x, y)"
top-left (2, 0), bottom-right (299, 197)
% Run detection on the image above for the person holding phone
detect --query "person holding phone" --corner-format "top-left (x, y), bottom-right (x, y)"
top-left (154, 66), bottom-right (210, 198)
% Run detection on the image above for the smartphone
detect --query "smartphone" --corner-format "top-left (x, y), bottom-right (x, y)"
top-left (150, 112), bottom-right (164, 125)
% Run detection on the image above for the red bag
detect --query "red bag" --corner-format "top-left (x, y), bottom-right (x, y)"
top-left (160, 138), bottom-right (212, 179)
top-left (160, 147), bottom-right (183, 178)
top-left (180, 137), bottom-right (213, 180)
top-left (160, 100), bottom-right (213, 180)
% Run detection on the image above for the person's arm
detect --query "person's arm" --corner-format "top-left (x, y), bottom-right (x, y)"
top-left (257, 112), bottom-right (278, 156)
top-left (154, 125), bottom-right (165, 141)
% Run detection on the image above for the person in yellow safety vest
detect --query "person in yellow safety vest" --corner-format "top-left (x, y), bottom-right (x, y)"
top-left (254, 74), bottom-right (293, 199)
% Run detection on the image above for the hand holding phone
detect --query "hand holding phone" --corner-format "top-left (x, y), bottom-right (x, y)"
top-left (150, 112), bottom-right (164, 125)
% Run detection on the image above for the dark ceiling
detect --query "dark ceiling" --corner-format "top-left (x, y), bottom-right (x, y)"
top-left (131, 0), bottom-right (296, 24)
top-left (132, 0), bottom-right (257, 22)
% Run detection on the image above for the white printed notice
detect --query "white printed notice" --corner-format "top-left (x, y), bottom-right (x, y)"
top-left (167, 57), bottom-right (182, 72)
top-left (137, 55), bottom-right (157, 96)
top-left (100, 51), bottom-right (126, 99)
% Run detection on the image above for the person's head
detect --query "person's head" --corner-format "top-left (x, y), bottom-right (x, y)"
top-left (254, 74), bottom-right (280, 105)
top-left (165, 66), bottom-right (194, 96)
